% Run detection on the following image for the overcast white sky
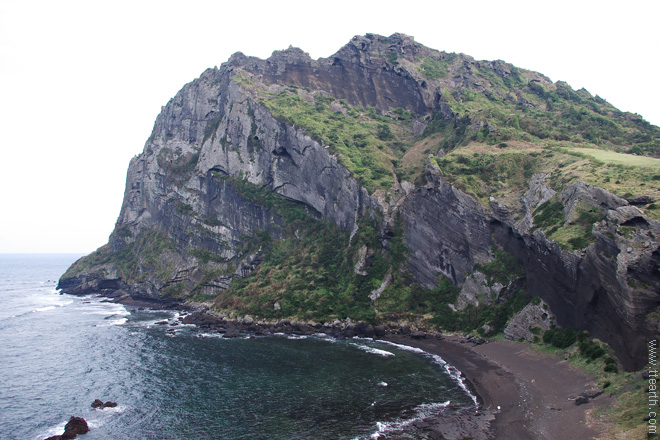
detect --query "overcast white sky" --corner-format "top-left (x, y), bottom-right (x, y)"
top-left (1, 0), bottom-right (658, 253)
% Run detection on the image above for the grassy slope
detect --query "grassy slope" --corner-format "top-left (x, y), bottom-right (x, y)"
top-left (432, 140), bottom-right (660, 248)
top-left (235, 74), bottom-right (419, 194)
top-left (421, 56), bottom-right (660, 155)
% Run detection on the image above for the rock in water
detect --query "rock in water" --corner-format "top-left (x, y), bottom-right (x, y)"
top-left (44, 416), bottom-right (89, 440)
top-left (63, 416), bottom-right (89, 438)
top-left (92, 399), bottom-right (118, 409)
top-left (91, 399), bottom-right (104, 408)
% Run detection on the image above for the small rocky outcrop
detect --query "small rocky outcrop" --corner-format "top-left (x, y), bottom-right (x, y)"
top-left (91, 399), bottom-right (118, 409)
top-left (452, 271), bottom-right (503, 311)
top-left (517, 173), bottom-right (556, 234)
top-left (44, 416), bottom-right (89, 440)
top-left (561, 181), bottom-right (628, 221)
top-left (574, 396), bottom-right (589, 406)
top-left (504, 303), bottom-right (554, 342)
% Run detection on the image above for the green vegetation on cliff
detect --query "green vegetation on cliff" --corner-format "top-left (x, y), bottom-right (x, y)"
top-left (61, 228), bottom-right (180, 287)
top-left (213, 176), bottom-right (536, 332)
top-left (416, 55), bottom-right (660, 154)
top-left (252, 85), bottom-right (416, 193)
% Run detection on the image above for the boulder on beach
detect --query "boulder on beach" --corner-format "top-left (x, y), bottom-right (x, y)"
top-left (574, 396), bottom-right (589, 405)
top-left (224, 327), bottom-right (241, 338)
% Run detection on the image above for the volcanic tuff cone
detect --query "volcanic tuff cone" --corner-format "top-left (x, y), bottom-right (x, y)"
top-left (59, 33), bottom-right (660, 370)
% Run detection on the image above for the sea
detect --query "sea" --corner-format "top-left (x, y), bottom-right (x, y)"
top-left (0, 254), bottom-right (476, 440)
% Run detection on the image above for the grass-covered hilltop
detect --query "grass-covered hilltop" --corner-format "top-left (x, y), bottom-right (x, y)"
top-left (59, 32), bottom-right (660, 386)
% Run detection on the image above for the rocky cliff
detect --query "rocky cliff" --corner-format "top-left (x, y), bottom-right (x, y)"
top-left (59, 33), bottom-right (660, 370)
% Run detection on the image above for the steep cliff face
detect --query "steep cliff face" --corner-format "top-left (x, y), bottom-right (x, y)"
top-left (401, 161), bottom-right (492, 287)
top-left (59, 33), bottom-right (660, 370)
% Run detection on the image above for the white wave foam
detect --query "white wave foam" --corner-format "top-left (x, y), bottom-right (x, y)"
top-left (39, 419), bottom-right (68, 440)
top-left (351, 343), bottom-right (395, 357)
top-left (378, 340), bottom-right (478, 407)
top-left (198, 332), bottom-right (224, 339)
top-left (93, 404), bottom-right (126, 415)
top-left (415, 400), bottom-right (451, 414)
top-left (441, 363), bottom-right (478, 407)
top-left (81, 405), bottom-right (128, 434)
top-left (366, 400), bottom-right (451, 439)
top-left (34, 306), bottom-right (56, 312)
top-left (378, 340), bottom-right (427, 355)
top-left (84, 308), bottom-right (130, 316)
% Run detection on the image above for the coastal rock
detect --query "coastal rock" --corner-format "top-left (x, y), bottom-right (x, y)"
top-left (91, 399), bottom-right (118, 409)
top-left (582, 389), bottom-right (604, 399)
top-left (223, 327), bottom-right (241, 338)
top-left (63, 416), bottom-right (89, 438)
top-left (44, 416), bottom-right (89, 440)
top-left (374, 325), bottom-right (387, 337)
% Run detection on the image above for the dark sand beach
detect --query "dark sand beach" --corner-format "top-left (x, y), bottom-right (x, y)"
top-left (385, 335), bottom-right (608, 440)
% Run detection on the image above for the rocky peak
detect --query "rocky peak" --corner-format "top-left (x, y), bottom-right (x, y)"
top-left (343, 32), bottom-right (427, 63)
top-left (268, 46), bottom-right (313, 64)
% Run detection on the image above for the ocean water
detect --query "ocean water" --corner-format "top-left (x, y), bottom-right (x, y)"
top-left (0, 254), bottom-right (475, 440)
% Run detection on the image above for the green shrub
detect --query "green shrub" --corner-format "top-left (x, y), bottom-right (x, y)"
top-left (579, 338), bottom-right (605, 360)
top-left (419, 57), bottom-right (449, 79)
top-left (604, 363), bottom-right (618, 373)
top-left (377, 123), bottom-right (393, 141)
top-left (543, 326), bottom-right (576, 348)
top-left (534, 197), bottom-right (565, 231)
top-left (385, 51), bottom-right (398, 64)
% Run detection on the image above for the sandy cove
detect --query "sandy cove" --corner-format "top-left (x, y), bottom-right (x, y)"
top-left (110, 304), bottom-right (610, 439)
top-left (384, 334), bottom-right (609, 440)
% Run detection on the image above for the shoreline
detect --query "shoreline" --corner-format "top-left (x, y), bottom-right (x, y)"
top-left (385, 334), bottom-right (609, 440)
top-left (107, 298), bottom-right (609, 439)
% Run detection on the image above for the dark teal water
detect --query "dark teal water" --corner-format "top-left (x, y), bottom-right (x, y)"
top-left (0, 254), bottom-right (475, 440)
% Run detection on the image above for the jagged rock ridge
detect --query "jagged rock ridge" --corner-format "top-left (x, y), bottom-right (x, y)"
top-left (59, 33), bottom-right (660, 370)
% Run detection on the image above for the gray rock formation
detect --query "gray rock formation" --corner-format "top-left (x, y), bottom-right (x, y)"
top-left (401, 159), bottom-right (491, 287)
top-left (58, 33), bottom-right (660, 370)
top-left (452, 271), bottom-right (503, 311)
top-left (517, 173), bottom-right (555, 233)
top-left (504, 302), bottom-right (554, 342)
